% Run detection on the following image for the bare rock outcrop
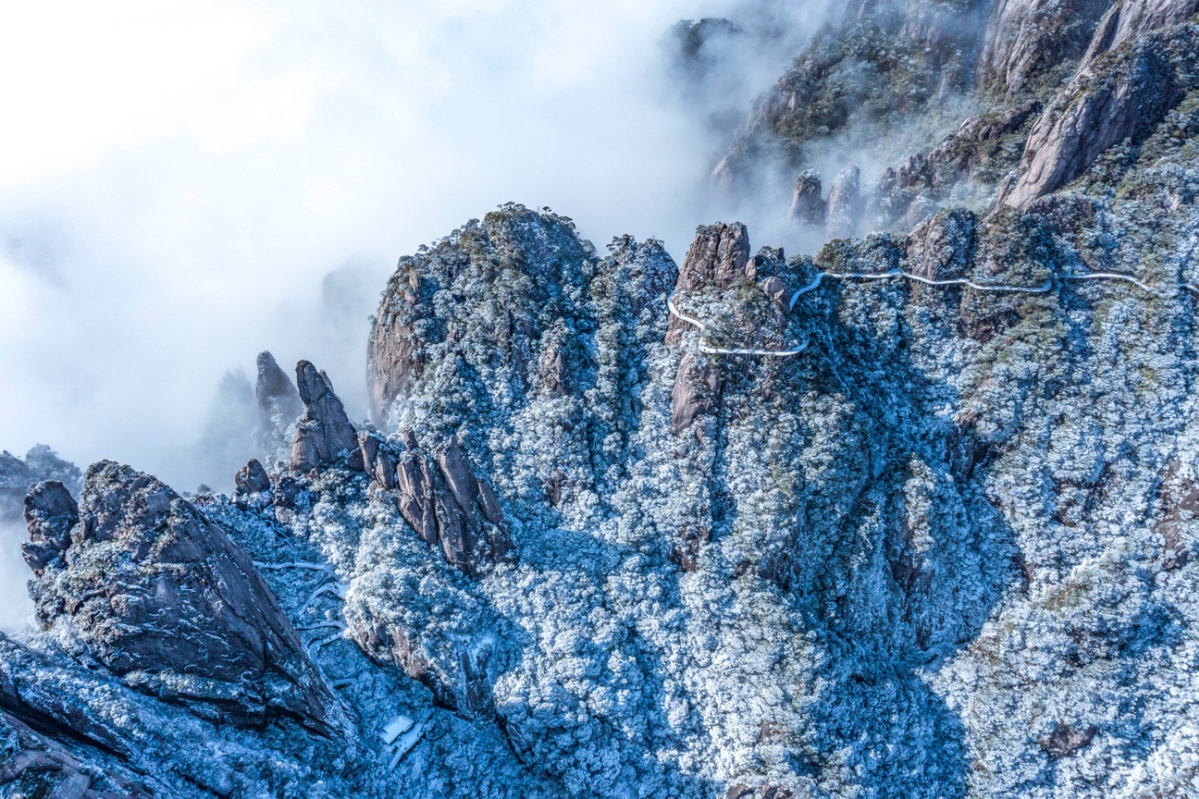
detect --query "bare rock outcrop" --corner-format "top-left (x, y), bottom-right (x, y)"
top-left (671, 352), bottom-right (723, 436)
top-left (666, 223), bottom-right (757, 434)
top-left (291, 360), bottom-right (359, 472)
top-left (0, 705), bottom-right (148, 799)
top-left (666, 222), bottom-right (752, 346)
top-left (255, 350), bottom-right (303, 430)
top-left (360, 430), bottom-right (513, 576)
top-left (20, 482), bottom-right (77, 577)
top-left (905, 208), bottom-right (979, 281)
top-left (826, 164), bottom-right (862, 239)
top-left (788, 170), bottom-right (825, 227)
top-left (976, 0), bottom-right (1112, 96)
top-left (235, 458), bottom-right (271, 495)
top-left (1001, 34), bottom-right (1185, 207)
top-left (23, 462), bottom-right (339, 735)
top-left (673, 222), bottom-right (752, 293)
top-left (1082, 0), bottom-right (1199, 65)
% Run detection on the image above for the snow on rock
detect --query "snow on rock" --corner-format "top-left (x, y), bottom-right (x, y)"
top-left (1001, 22), bottom-right (1198, 207)
top-left (23, 461), bottom-right (341, 736)
top-left (291, 360), bottom-right (361, 473)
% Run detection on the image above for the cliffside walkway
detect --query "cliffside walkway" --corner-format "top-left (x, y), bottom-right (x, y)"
top-left (669, 268), bottom-right (1199, 357)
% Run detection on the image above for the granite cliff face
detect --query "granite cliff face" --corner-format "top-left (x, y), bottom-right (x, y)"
top-left (5, 2), bottom-right (1199, 798)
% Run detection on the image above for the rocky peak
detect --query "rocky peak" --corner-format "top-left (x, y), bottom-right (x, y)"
top-left (826, 163), bottom-right (863, 239)
top-left (676, 221), bottom-right (752, 293)
top-left (666, 222), bottom-right (753, 346)
top-left (359, 429), bottom-right (513, 576)
top-left (255, 350), bottom-right (303, 431)
top-left (291, 360), bottom-right (359, 472)
top-left (367, 204), bottom-right (674, 524)
top-left (24, 461), bottom-right (340, 735)
top-left (21, 481), bottom-right (78, 578)
top-left (788, 170), bottom-right (825, 227)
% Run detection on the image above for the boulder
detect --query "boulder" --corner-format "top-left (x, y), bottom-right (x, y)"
top-left (235, 458), bottom-right (271, 495)
top-left (1039, 723), bottom-right (1099, 758)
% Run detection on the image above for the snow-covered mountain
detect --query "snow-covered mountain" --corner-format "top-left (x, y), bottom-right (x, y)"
top-left (4, 0), bottom-right (1199, 796)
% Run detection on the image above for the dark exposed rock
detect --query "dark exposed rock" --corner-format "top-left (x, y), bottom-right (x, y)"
top-left (0, 705), bottom-right (149, 799)
top-left (1, 446), bottom-right (81, 523)
top-left (375, 431), bottom-right (514, 576)
top-left (290, 360), bottom-right (360, 472)
top-left (760, 275), bottom-right (792, 330)
top-left (666, 222), bottom-right (752, 348)
top-left (1002, 33), bottom-right (1187, 207)
top-left (788, 170), bottom-right (825, 226)
top-left (826, 164), bottom-right (862, 239)
top-left (235, 458), bottom-right (271, 496)
top-left (674, 222), bottom-right (752, 293)
top-left (1039, 723), bottom-right (1099, 758)
top-left (671, 352), bottom-right (723, 436)
top-left (670, 522), bottom-right (711, 572)
top-left (21, 482), bottom-right (78, 578)
top-left (234, 459), bottom-right (273, 512)
top-left (0, 635), bottom-right (129, 758)
top-left (358, 431), bottom-right (400, 490)
top-left (343, 606), bottom-right (497, 719)
top-left (25, 461), bottom-right (339, 735)
top-left (255, 351), bottom-right (304, 430)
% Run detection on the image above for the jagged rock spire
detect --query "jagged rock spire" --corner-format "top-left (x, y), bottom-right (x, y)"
top-left (290, 361), bottom-right (359, 472)
top-left (255, 351), bottom-right (304, 429)
top-left (358, 430), bottom-right (513, 577)
top-left (788, 170), bottom-right (824, 227)
top-left (825, 163), bottom-right (861, 239)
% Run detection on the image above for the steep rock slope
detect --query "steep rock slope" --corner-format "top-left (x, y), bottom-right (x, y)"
top-left (716, 0), bottom-right (1198, 246)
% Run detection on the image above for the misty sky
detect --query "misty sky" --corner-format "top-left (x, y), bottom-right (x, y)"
top-left (0, 0), bottom-right (835, 502)
top-left (0, 0), bottom-right (839, 632)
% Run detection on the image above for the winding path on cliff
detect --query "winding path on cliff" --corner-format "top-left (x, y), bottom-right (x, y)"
top-left (668, 266), bottom-right (1199, 357)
